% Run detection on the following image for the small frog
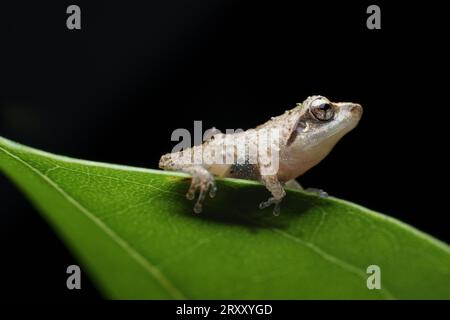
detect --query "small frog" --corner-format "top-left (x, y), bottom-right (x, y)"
top-left (159, 95), bottom-right (362, 215)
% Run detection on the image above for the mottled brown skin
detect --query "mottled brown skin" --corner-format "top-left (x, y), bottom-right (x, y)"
top-left (159, 95), bottom-right (363, 215)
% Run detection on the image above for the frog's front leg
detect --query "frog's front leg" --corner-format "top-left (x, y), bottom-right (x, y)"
top-left (259, 175), bottom-right (286, 216)
top-left (284, 179), bottom-right (303, 190)
top-left (181, 165), bottom-right (217, 214)
top-left (285, 179), bottom-right (328, 198)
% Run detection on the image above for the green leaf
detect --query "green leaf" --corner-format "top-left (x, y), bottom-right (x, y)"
top-left (1, 136), bottom-right (449, 299)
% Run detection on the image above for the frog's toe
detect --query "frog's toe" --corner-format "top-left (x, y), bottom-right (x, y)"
top-left (305, 187), bottom-right (328, 198)
top-left (208, 180), bottom-right (217, 198)
top-left (259, 197), bottom-right (282, 216)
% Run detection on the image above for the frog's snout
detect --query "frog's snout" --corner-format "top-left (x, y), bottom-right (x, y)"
top-left (349, 103), bottom-right (363, 119)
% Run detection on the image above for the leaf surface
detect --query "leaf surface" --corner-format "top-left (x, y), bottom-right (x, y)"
top-left (1, 136), bottom-right (449, 299)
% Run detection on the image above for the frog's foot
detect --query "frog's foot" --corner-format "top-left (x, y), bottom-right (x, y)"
top-left (305, 187), bottom-right (328, 198)
top-left (259, 174), bottom-right (286, 216)
top-left (183, 166), bottom-right (217, 213)
top-left (259, 197), bottom-right (282, 216)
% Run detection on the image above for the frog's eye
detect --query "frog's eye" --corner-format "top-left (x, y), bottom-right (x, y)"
top-left (310, 98), bottom-right (334, 121)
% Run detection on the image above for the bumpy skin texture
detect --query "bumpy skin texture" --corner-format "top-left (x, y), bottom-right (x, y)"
top-left (159, 95), bottom-right (363, 215)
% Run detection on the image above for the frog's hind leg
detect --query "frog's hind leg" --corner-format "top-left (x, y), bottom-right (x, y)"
top-left (181, 166), bottom-right (217, 214)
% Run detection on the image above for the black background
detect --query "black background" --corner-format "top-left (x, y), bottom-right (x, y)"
top-left (0, 1), bottom-right (448, 299)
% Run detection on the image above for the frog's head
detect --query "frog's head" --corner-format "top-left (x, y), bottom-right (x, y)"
top-left (288, 95), bottom-right (363, 151)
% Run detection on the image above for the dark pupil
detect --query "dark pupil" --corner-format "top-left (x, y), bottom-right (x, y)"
top-left (319, 103), bottom-right (330, 111)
